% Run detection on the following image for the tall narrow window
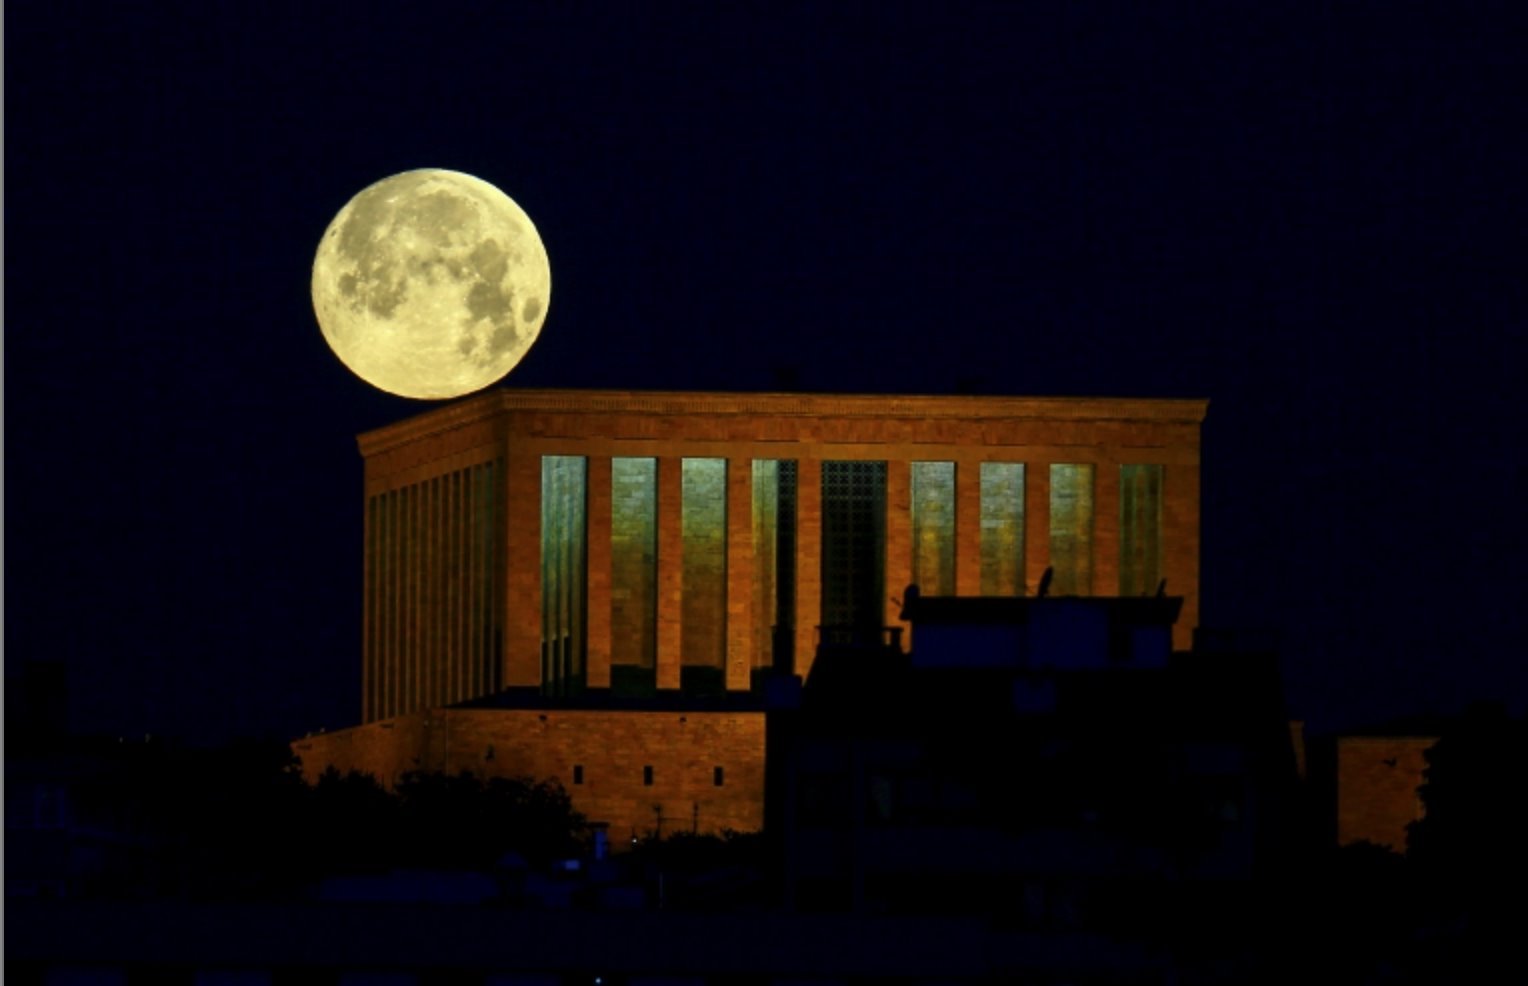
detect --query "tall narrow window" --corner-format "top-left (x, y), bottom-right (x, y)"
top-left (911, 462), bottom-right (956, 595)
top-left (541, 456), bottom-right (587, 696)
top-left (822, 461), bottom-right (887, 632)
top-left (1119, 464), bottom-right (1164, 596)
top-left (1049, 464), bottom-right (1094, 596)
top-left (681, 458), bottom-right (727, 671)
top-left (979, 463), bottom-right (1025, 595)
top-left (753, 460), bottom-right (797, 671)
top-left (611, 458), bottom-right (658, 689)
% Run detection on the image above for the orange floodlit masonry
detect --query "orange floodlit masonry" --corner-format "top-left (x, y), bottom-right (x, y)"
top-left (294, 388), bottom-right (1207, 838)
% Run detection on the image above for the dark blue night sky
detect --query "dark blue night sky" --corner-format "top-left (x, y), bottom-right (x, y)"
top-left (7, 1), bottom-right (1526, 744)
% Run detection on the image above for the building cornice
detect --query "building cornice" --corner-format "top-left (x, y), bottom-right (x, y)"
top-left (358, 387), bottom-right (1209, 457)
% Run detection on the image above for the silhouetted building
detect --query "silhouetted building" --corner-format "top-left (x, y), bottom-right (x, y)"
top-left (775, 595), bottom-right (1300, 916)
top-left (296, 388), bottom-right (1208, 838)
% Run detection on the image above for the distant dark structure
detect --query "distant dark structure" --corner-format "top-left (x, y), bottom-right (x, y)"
top-left (295, 388), bottom-right (1208, 839)
top-left (773, 591), bottom-right (1302, 946)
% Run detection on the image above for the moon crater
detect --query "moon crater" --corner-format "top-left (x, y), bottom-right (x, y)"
top-left (312, 169), bottom-right (550, 399)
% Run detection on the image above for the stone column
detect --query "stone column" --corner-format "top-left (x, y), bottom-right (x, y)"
top-left (362, 494), bottom-right (377, 722)
top-left (1165, 460), bottom-right (1200, 650)
top-left (586, 456), bottom-right (613, 689)
top-left (657, 456), bottom-right (683, 690)
top-left (1093, 460), bottom-right (1120, 598)
top-left (404, 484), bottom-right (418, 710)
top-left (794, 458), bottom-right (822, 681)
top-left (504, 449), bottom-right (542, 688)
top-left (883, 459), bottom-right (912, 639)
top-left (955, 458), bottom-right (982, 596)
top-left (1026, 463), bottom-right (1051, 596)
top-left (443, 475), bottom-right (458, 707)
top-left (726, 457), bottom-right (754, 691)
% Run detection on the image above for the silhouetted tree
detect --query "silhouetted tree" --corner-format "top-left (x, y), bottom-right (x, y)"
top-left (179, 739), bottom-right (312, 897)
top-left (628, 829), bottom-right (764, 871)
top-left (67, 739), bottom-right (591, 899)
top-left (1407, 703), bottom-right (1528, 883)
top-left (626, 830), bottom-right (767, 910)
top-left (304, 767), bottom-right (399, 876)
top-left (1403, 703), bottom-right (1528, 975)
top-left (71, 737), bottom-right (316, 899)
top-left (394, 770), bottom-right (588, 869)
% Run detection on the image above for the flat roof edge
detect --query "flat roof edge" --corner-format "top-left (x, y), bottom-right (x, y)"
top-left (357, 387), bottom-right (1210, 457)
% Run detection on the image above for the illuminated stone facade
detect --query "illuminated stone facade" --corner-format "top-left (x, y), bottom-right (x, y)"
top-left (301, 388), bottom-right (1207, 837)
top-left (1335, 735), bottom-right (1434, 851)
top-left (294, 705), bottom-right (766, 841)
top-left (357, 388), bottom-right (1206, 718)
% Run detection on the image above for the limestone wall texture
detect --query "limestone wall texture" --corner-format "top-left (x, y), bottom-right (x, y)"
top-left (294, 708), bottom-right (767, 840)
top-left (1335, 736), bottom-right (1435, 851)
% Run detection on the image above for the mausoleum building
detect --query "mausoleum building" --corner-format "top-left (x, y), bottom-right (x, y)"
top-left (294, 388), bottom-right (1207, 839)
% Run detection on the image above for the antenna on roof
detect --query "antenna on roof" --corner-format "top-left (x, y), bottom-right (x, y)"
top-left (1037, 567), bottom-right (1054, 598)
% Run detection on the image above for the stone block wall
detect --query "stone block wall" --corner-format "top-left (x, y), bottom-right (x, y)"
top-left (293, 708), bottom-right (767, 840)
top-left (1335, 736), bottom-right (1435, 851)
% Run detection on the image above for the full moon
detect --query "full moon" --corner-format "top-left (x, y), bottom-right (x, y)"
top-left (311, 169), bottom-right (550, 399)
